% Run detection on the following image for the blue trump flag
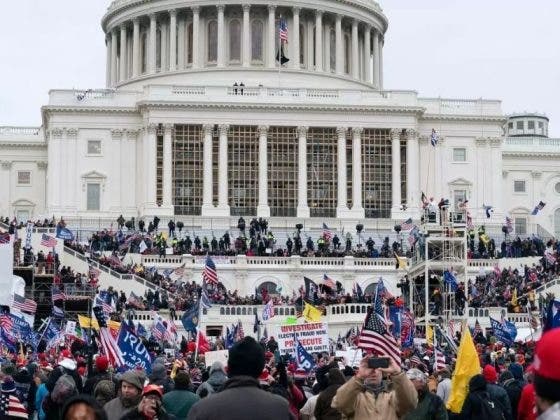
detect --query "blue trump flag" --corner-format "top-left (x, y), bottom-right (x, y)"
top-left (181, 303), bottom-right (200, 334)
top-left (56, 225), bottom-right (75, 241)
top-left (489, 317), bottom-right (513, 346)
top-left (295, 336), bottom-right (315, 372)
top-left (443, 270), bottom-right (458, 292)
top-left (388, 305), bottom-right (402, 340)
top-left (501, 317), bottom-right (518, 341)
top-left (117, 322), bottom-right (152, 373)
top-left (543, 299), bottom-right (560, 333)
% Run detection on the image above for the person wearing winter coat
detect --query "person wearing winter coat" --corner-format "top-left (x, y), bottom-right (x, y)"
top-left (435, 368), bottom-right (452, 405)
top-left (103, 370), bottom-right (145, 420)
top-left (460, 374), bottom-right (508, 419)
top-left (403, 368), bottom-right (447, 420)
top-left (121, 385), bottom-right (173, 420)
top-left (148, 364), bottom-right (175, 395)
top-left (187, 337), bottom-right (291, 420)
top-left (483, 365), bottom-right (513, 420)
top-left (196, 362), bottom-right (227, 398)
top-left (314, 368), bottom-right (346, 420)
top-left (163, 371), bottom-right (200, 419)
top-left (331, 356), bottom-right (417, 420)
top-left (500, 368), bottom-right (524, 419)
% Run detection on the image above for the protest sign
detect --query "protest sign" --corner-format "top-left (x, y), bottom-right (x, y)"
top-left (204, 350), bottom-right (229, 368)
top-left (275, 323), bottom-right (329, 355)
top-left (335, 349), bottom-right (363, 367)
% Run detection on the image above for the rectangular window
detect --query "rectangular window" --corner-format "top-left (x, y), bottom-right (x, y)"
top-left (173, 125), bottom-right (203, 215)
top-left (88, 140), bottom-right (102, 155)
top-left (514, 180), bottom-right (526, 193)
top-left (17, 171), bottom-right (31, 185)
top-left (453, 148), bottom-right (466, 162)
top-left (528, 121), bottom-right (535, 130)
top-left (87, 183), bottom-right (100, 211)
top-left (538, 121), bottom-right (544, 128)
top-left (516, 121), bottom-right (524, 130)
top-left (453, 190), bottom-right (467, 211)
top-left (514, 217), bottom-right (527, 235)
top-left (508, 122), bottom-right (513, 129)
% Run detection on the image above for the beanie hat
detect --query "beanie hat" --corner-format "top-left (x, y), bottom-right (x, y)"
top-left (95, 356), bottom-right (109, 373)
top-left (1, 377), bottom-right (16, 393)
top-left (120, 370), bottom-right (144, 391)
top-left (228, 337), bottom-right (265, 378)
top-left (534, 328), bottom-right (560, 403)
top-left (468, 374), bottom-right (487, 392)
top-left (483, 365), bottom-right (498, 384)
top-left (508, 363), bottom-right (524, 380)
top-left (293, 368), bottom-right (308, 380)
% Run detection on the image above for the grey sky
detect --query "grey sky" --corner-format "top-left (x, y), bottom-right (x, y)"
top-left (1, 0), bottom-right (558, 135)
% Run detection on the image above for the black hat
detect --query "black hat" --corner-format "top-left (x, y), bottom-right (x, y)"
top-left (228, 337), bottom-right (265, 378)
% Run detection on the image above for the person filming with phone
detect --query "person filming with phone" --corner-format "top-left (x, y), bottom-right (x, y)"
top-left (332, 356), bottom-right (417, 419)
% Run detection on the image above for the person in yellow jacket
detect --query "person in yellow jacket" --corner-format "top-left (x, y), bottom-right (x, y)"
top-left (331, 356), bottom-right (418, 420)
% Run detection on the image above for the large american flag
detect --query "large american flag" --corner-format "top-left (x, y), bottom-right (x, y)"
top-left (93, 306), bottom-right (125, 367)
top-left (358, 282), bottom-right (401, 366)
top-left (322, 223), bottom-right (333, 241)
top-left (40, 234), bottom-right (57, 248)
top-left (203, 257), bottom-right (218, 285)
top-left (262, 299), bottom-right (275, 321)
top-left (322, 274), bottom-right (336, 290)
top-left (151, 321), bottom-right (169, 341)
top-left (279, 17), bottom-right (288, 43)
top-left (473, 319), bottom-right (483, 337)
top-left (12, 294), bottom-right (37, 314)
top-left (0, 394), bottom-right (28, 419)
top-left (51, 286), bottom-right (66, 302)
top-left (400, 218), bottom-right (414, 231)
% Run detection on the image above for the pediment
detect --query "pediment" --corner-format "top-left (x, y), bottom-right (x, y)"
top-left (448, 177), bottom-right (472, 187)
top-left (81, 170), bottom-right (106, 180)
top-left (12, 199), bottom-right (35, 207)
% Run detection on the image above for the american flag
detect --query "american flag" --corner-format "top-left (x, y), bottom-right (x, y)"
top-left (400, 218), bottom-right (414, 231)
top-left (51, 286), bottom-right (66, 302)
top-left (0, 314), bottom-right (14, 331)
top-left (262, 299), bottom-right (275, 321)
top-left (96, 291), bottom-right (114, 315)
top-left (169, 264), bottom-right (185, 281)
top-left (410, 353), bottom-right (422, 367)
top-left (473, 319), bottom-right (483, 337)
top-left (203, 257), bottom-right (218, 285)
top-left (12, 294), bottom-right (37, 314)
top-left (434, 347), bottom-right (446, 371)
top-left (358, 282), bottom-right (401, 366)
top-left (108, 254), bottom-right (123, 268)
top-left (93, 306), bottom-right (125, 367)
top-left (151, 321), bottom-right (169, 341)
top-left (40, 234), bottom-right (57, 248)
top-left (236, 320), bottom-right (245, 341)
top-left (128, 291), bottom-right (145, 309)
top-left (200, 286), bottom-right (212, 310)
top-left (322, 223), bottom-right (333, 241)
top-left (0, 232), bottom-right (10, 245)
top-left (322, 274), bottom-right (336, 290)
top-left (0, 394), bottom-right (28, 419)
top-left (279, 17), bottom-right (288, 43)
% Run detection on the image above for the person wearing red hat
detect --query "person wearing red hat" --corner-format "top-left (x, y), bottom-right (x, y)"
top-left (482, 364), bottom-right (513, 420)
top-left (517, 365), bottom-right (537, 420)
top-left (83, 355), bottom-right (117, 395)
top-left (533, 329), bottom-right (560, 419)
top-left (121, 385), bottom-right (172, 420)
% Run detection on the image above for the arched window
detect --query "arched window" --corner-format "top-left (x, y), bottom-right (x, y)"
top-left (555, 208), bottom-right (560, 237)
top-left (329, 29), bottom-right (335, 71)
top-left (299, 24), bottom-right (305, 67)
top-left (251, 20), bottom-right (264, 62)
top-left (186, 22), bottom-right (193, 64)
top-left (364, 283), bottom-right (377, 296)
top-left (257, 281), bottom-right (278, 294)
top-left (344, 33), bottom-right (350, 74)
top-left (207, 20), bottom-right (218, 63)
top-left (229, 19), bottom-right (241, 62)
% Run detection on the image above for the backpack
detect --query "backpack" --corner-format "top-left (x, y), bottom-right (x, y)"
top-left (51, 373), bottom-right (78, 404)
top-left (478, 393), bottom-right (506, 420)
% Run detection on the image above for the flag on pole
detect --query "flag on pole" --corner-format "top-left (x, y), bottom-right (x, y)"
top-left (279, 16), bottom-right (288, 42)
top-left (295, 337), bottom-right (316, 372)
top-left (203, 257), bottom-right (218, 285)
top-left (262, 299), bottom-right (275, 321)
top-left (51, 286), bottom-right (66, 302)
top-left (394, 253), bottom-right (408, 270)
top-left (400, 218), bottom-right (414, 231)
top-left (322, 223), bottom-right (333, 241)
top-left (40, 234), bottom-right (57, 248)
top-left (434, 346), bottom-right (446, 371)
top-left (358, 282), bottom-right (401, 366)
top-left (473, 319), bottom-right (483, 337)
top-left (93, 306), bottom-right (125, 368)
top-left (322, 274), bottom-right (336, 290)
top-left (531, 200), bottom-right (546, 215)
top-left (12, 294), bottom-right (37, 314)
top-left (302, 302), bottom-right (322, 323)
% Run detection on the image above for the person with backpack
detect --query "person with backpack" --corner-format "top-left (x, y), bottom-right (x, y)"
top-left (83, 356), bottom-right (117, 396)
top-left (196, 362), bottom-right (227, 398)
top-left (500, 368), bottom-right (524, 419)
top-left (403, 368), bottom-right (447, 420)
top-left (460, 374), bottom-right (507, 420)
top-left (482, 365), bottom-right (513, 420)
top-left (45, 351), bottom-right (83, 395)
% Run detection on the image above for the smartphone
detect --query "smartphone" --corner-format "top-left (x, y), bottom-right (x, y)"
top-left (368, 357), bottom-right (390, 369)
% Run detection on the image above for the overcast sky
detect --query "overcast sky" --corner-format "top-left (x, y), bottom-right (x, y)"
top-left (1, 0), bottom-right (558, 135)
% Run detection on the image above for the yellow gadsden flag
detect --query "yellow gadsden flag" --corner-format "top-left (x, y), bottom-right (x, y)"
top-left (446, 326), bottom-right (481, 413)
top-left (426, 324), bottom-right (434, 347)
top-left (303, 302), bottom-right (322, 323)
top-left (78, 314), bottom-right (121, 332)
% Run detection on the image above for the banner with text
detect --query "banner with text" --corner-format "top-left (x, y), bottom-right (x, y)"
top-left (275, 322), bottom-right (329, 355)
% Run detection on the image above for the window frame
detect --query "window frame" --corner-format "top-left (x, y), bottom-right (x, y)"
top-left (228, 18), bottom-right (241, 64)
top-left (206, 19), bottom-right (218, 64)
top-left (86, 183), bottom-right (101, 211)
top-left (87, 140), bottom-right (102, 156)
top-left (514, 217), bottom-right (527, 235)
top-left (452, 147), bottom-right (467, 162)
top-left (513, 180), bottom-right (526, 193)
top-left (17, 171), bottom-right (31, 186)
top-left (250, 19), bottom-right (264, 63)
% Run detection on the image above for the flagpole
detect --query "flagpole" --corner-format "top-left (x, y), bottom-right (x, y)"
top-left (193, 301), bottom-right (203, 362)
top-left (37, 317), bottom-right (52, 347)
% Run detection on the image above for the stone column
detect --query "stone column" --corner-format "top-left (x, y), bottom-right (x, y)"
top-left (65, 129), bottom-right (78, 212)
top-left (257, 126), bottom-right (270, 217)
top-left (297, 126), bottom-right (310, 218)
top-left (242, 4), bottom-right (251, 67)
top-left (315, 11), bottom-right (323, 71)
top-left (132, 18), bottom-right (140, 77)
top-left (192, 7), bottom-right (200, 68)
top-left (267, 5), bottom-right (276, 68)
top-left (160, 21), bottom-right (168, 71)
top-left (169, 10), bottom-right (177, 71)
top-left (119, 25), bottom-right (127, 82)
top-left (177, 15), bottom-right (185, 69)
top-left (364, 24), bottom-right (371, 83)
top-left (336, 127), bottom-right (348, 216)
top-left (106, 35), bottom-right (112, 87)
top-left (217, 124), bottom-right (230, 213)
top-left (391, 128), bottom-right (402, 216)
top-left (378, 36), bottom-right (383, 89)
top-left (110, 30), bottom-right (118, 85)
top-left (351, 19), bottom-right (359, 79)
top-left (149, 14), bottom-right (157, 73)
top-left (217, 5), bottom-right (225, 67)
top-left (123, 130), bottom-right (138, 212)
top-left (202, 124), bottom-right (214, 213)
top-left (163, 124), bottom-right (173, 206)
top-left (351, 127), bottom-right (364, 216)
top-left (372, 29), bottom-right (379, 88)
top-left (335, 15), bottom-right (343, 75)
top-left (145, 124), bottom-right (158, 209)
top-left (406, 129), bottom-right (420, 218)
top-left (291, 7), bottom-right (300, 69)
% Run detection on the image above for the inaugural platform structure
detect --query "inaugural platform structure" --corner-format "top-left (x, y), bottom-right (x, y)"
top-left (0, 0), bottom-right (559, 239)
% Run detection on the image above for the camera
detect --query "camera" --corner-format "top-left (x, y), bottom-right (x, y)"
top-left (367, 357), bottom-right (390, 369)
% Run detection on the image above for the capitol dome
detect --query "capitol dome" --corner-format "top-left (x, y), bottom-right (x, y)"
top-left (101, 0), bottom-right (388, 89)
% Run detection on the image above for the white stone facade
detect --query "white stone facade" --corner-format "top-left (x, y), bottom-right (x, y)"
top-left (0, 0), bottom-right (559, 238)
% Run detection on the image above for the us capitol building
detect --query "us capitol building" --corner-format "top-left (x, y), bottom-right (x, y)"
top-left (1, 0), bottom-right (559, 237)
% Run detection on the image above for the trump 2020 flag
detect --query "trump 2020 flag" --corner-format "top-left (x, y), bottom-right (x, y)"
top-left (56, 225), bottom-right (75, 241)
top-left (117, 321), bottom-right (152, 373)
top-left (489, 317), bottom-right (513, 346)
top-left (295, 336), bottom-right (315, 372)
